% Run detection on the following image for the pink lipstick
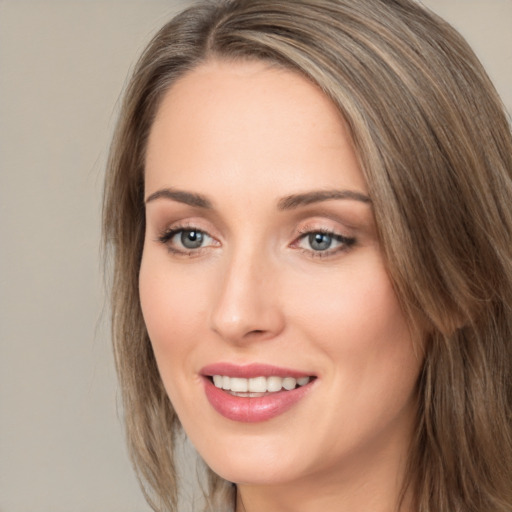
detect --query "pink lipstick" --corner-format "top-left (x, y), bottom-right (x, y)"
top-left (201, 363), bottom-right (316, 423)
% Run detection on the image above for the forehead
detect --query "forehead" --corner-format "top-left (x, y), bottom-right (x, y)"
top-left (145, 59), bottom-right (367, 197)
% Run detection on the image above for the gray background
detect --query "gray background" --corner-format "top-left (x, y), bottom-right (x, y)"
top-left (0, 1), bottom-right (510, 511)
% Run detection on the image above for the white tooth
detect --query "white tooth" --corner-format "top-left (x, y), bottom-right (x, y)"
top-left (282, 377), bottom-right (297, 390)
top-left (230, 377), bottom-right (248, 392)
top-left (267, 376), bottom-right (283, 392)
top-left (297, 377), bottom-right (310, 386)
top-left (213, 375), bottom-right (223, 388)
top-left (248, 376), bottom-right (267, 393)
top-left (222, 376), bottom-right (231, 390)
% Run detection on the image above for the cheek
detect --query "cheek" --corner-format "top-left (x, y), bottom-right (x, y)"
top-left (138, 249), bottom-right (210, 374)
top-left (286, 255), bottom-right (419, 397)
top-left (289, 257), bottom-right (409, 349)
top-left (285, 258), bottom-right (421, 456)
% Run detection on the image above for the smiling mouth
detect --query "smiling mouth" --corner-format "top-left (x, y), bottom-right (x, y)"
top-left (202, 365), bottom-right (317, 422)
top-left (209, 375), bottom-right (315, 397)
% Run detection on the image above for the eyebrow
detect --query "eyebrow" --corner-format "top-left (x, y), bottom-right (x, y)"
top-left (145, 188), bottom-right (212, 208)
top-left (144, 187), bottom-right (371, 210)
top-left (277, 189), bottom-right (371, 210)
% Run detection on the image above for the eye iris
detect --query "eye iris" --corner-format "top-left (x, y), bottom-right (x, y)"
top-left (309, 232), bottom-right (332, 251)
top-left (181, 230), bottom-right (203, 249)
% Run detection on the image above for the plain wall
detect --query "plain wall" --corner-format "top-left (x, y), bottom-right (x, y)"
top-left (0, 1), bottom-right (510, 511)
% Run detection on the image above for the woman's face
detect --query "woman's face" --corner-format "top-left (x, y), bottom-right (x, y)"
top-left (140, 60), bottom-right (422, 492)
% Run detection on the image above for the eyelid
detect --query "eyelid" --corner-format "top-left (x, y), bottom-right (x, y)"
top-left (153, 217), bottom-right (356, 258)
top-left (294, 218), bottom-right (354, 239)
top-left (156, 222), bottom-right (220, 255)
top-left (291, 221), bottom-right (356, 258)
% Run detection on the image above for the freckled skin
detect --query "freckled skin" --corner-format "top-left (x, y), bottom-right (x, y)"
top-left (139, 60), bottom-right (422, 512)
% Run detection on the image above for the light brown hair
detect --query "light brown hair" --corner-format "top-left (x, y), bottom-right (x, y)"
top-left (103, 1), bottom-right (512, 510)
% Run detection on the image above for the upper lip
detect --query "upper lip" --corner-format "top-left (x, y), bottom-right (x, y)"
top-left (200, 362), bottom-right (314, 379)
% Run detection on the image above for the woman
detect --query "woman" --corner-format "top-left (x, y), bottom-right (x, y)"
top-left (103, 0), bottom-right (512, 511)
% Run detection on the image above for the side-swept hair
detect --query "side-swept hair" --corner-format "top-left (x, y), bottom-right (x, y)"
top-left (103, 1), bottom-right (512, 510)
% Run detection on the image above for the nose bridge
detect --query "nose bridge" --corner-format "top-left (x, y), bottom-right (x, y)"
top-left (210, 240), bottom-right (283, 343)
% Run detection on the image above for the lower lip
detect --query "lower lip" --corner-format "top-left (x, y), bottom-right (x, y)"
top-left (203, 378), bottom-right (314, 423)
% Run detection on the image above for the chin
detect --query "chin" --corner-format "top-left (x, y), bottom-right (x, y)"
top-left (198, 439), bottom-right (302, 486)
top-left (210, 462), bottom-right (294, 487)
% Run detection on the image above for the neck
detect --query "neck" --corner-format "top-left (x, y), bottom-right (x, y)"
top-left (236, 473), bottom-right (414, 512)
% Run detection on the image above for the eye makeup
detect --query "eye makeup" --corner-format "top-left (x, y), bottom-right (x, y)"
top-left (292, 227), bottom-right (356, 259)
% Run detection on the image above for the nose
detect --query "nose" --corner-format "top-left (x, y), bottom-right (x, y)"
top-left (210, 249), bottom-right (285, 344)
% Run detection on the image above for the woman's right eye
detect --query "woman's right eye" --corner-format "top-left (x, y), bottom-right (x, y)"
top-left (158, 227), bottom-right (216, 254)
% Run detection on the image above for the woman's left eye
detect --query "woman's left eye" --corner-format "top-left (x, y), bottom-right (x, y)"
top-left (295, 230), bottom-right (355, 255)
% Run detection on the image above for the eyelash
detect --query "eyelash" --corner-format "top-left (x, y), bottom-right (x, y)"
top-left (157, 224), bottom-right (215, 256)
top-left (157, 225), bottom-right (356, 258)
top-left (294, 228), bottom-right (356, 258)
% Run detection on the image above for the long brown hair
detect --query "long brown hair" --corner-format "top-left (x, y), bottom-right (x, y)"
top-left (103, 1), bottom-right (512, 510)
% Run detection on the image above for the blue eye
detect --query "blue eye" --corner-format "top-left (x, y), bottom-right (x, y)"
top-left (158, 227), bottom-right (215, 253)
top-left (180, 230), bottom-right (205, 249)
top-left (308, 232), bottom-right (334, 251)
top-left (297, 230), bottom-right (355, 255)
